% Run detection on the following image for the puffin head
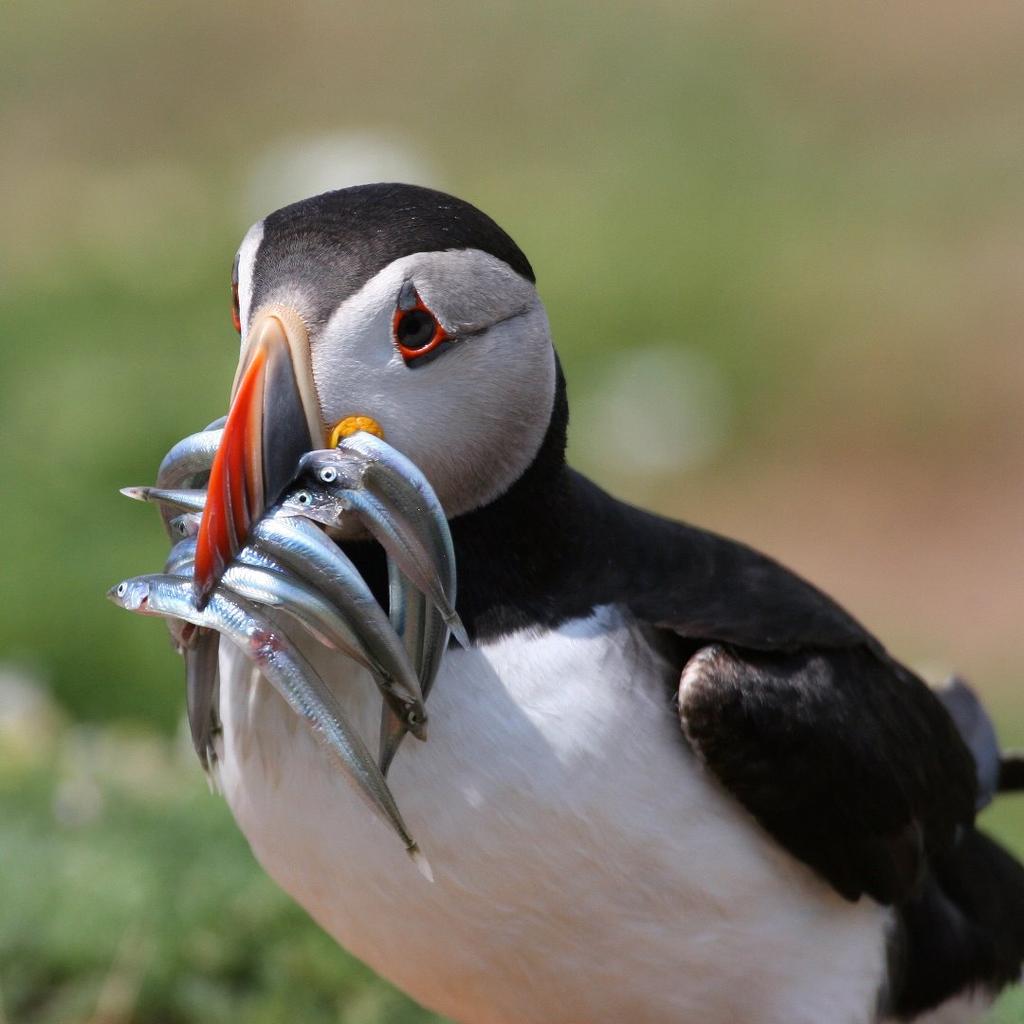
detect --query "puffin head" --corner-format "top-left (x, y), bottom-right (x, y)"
top-left (194, 183), bottom-right (558, 603)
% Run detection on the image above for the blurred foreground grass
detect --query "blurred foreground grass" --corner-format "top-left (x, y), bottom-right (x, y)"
top-left (0, 689), bottom-right (444, 1024)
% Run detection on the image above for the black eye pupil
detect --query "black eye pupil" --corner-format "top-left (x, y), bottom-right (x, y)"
top-left (397, 310), bottom-right (436, 350)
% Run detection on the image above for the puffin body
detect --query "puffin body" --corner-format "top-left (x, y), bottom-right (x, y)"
top-left (198, 184), bottom-right (1024, 1023)
top-left (215, 613), bottom-right (890, 1024)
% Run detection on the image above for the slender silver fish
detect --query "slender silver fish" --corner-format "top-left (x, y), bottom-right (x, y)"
top-left (165, 536), bottom-right (197, 576)
top-left (286, 459), bottom-right (465, 647)
top-left (222, 563), bottom-right (362, 657)
top-left (282, 481), bottom-right (449, 622)
top-left (220, 561), bottom-right (428, 739)
top-left (154, 427), bottom-right (223, 533)
top-left (250, 514), bottom-right (426, 711)
top-left (344, 433), bottom-right (462, 769)
top-left (278, 485), bottom-right (450, 771)
top-left (107, 573), bottom-right (430, 875)
top-left (160, 536), bottom-right (197, 652)
top-left (151, 441), bottom-right (220, 771)
top-left (149, 421), bottom-right (226, 774)
top-left (121, 486), bottom-right (207, 515)
top-left (300, 438), bottom-right (465, 646)
top-left (289, 436), bottom-right (462, 770)
top-left (229, 544), bottom-right (428, 737)
top-left (275, 485), bottom-right (449, 688)
top-left (184, 629), bottom-right (220, 770)
top-left (155, 426), bottom-right (223, 487)
top-left (337, 431), bottom-right (458, 601)
top-left (379, 572), bottom-right (447, 774)
top-left (160, 536), bottom-right (218, 738)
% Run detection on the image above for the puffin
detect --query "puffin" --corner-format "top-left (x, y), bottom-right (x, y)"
top-left (188, 182), bottom-right (1024, 1024)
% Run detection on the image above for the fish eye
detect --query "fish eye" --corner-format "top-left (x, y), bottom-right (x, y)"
top-left (116, 582), bottom-right (127, 597)
top-left (294, 491), bottom-right (311, 505)
top-left (319, 467), bottom-right (338, 484)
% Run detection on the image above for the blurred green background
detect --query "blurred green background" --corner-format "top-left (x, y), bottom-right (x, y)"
top-left (2, 1), bottom-right (1023, 1021)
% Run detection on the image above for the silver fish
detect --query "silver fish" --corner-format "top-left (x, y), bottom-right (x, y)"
top-left (337, 431), bottom-right (458, 602)
top-left (249, 514), bottom-right (426, 713)
top-left (155, 426), bottom-right (223, 487)
top-left (288, 459), bottom-right (466, 647)
top-left (121, 486), bottom-right (207, 515)
top-left (281, 481), bottom-right (445, 618)
top-left (222, 562), bottom-right (361, 656)
top-left (347, 489), bottom-right (465, 642)
top-left (303, 437), bottom-right (465, 645)
top-left (165, 536), bottom-right (197, 576)
top-left (151, 421), bottom-right (225, 773)
top-left (184, 628), bottom-right (220, 770)
top-left (276, 482), bottom-right (446, 766)
top-left (107, 573), bottom-right (430, 875)
top-left (154, 427), bottom-right (223, 533)
top-left (379, 570), bottom-right (447, 775)
top-left (160, 535), bottom-right (219, 745)
top-left (278, 485), bottom-right (354, 527)
top-left (220, 561), bottom-right (427, 738)
top-left (293, 436), bottom-right (463, 770)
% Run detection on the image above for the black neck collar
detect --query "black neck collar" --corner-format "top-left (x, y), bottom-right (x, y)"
top-left (341, 360), bottom-right (581, 641)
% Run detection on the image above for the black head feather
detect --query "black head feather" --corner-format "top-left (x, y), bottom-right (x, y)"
top-left (251, 183), bottom-right (534, 325)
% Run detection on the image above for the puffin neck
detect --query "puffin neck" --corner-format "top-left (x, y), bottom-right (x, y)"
top-left (445, 360), bottom-right (581, 634)
top-left (339, 358), bottom-right (580, 640)
top-left (451, 358), bottom-right (570, 548)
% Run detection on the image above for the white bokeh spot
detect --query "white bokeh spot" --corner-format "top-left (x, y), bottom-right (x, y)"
top-left (574, 344), bottom-right (732, 480)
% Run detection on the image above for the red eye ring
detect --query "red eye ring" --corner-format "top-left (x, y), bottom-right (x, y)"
top-left (230, 251), bottom-right (242, 334)
top-left (231, 281), bottom-right (241, 334)
top-left (393, 290), bottom-right (449, 363)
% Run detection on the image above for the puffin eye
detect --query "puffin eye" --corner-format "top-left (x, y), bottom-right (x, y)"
top-left (230, 252), bottom-right (241, 334)
top-left (397, 310), bottom-right (436, 350)
top-left (393, 286), bottom-right (449, 365)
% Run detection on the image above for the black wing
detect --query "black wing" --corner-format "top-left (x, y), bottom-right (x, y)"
top-left (449, 467), bottom-right (978, 903)
top-left (676, 643), bottom-right (975, 903)
top-left (579, 475), bottom-right (978, 904)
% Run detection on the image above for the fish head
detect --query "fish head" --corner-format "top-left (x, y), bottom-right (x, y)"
top-left (295, 448), bottom-right (363, 490)
top-left (107, 577), bottom-right (151, 612)
top-left (276, 485), bottom-right (350, 528)
top-left (169, 513), bottom-right (201, 540)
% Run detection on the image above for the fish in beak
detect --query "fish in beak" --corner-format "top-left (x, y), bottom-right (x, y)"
top-left (194, 306), bottom-right (324, 605)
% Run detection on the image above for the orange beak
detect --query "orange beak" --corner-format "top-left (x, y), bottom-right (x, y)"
top-left (193, 306), bottom-right (325, 606)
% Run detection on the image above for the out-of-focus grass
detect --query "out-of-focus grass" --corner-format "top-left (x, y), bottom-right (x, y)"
top-left (0, 727), bottom-right (446, 1024)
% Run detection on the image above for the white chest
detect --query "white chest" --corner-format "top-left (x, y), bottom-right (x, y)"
top-left (213, 609), bottom-right (890, 1024)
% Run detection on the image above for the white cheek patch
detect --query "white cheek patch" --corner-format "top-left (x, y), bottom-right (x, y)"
top-left (311, 250), bottom-right (557, 517)
top-left (235, 220), bottom-right (265, 338)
